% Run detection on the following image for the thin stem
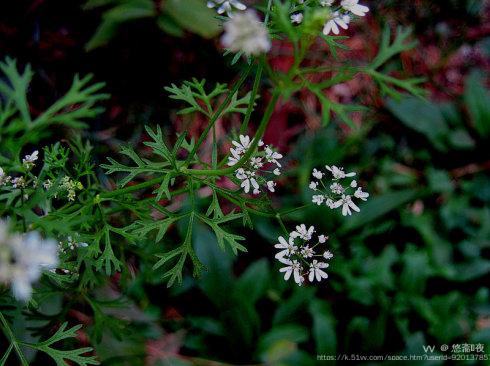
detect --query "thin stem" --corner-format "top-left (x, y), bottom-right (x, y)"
top-left (184, 63), bottom-right (254, 166)
top-left (239, 65), bottom-right (263, 135)
top-left (0, 312), bottom-right (29, 366)
top-left (100, 176), bottom-right (163, 199)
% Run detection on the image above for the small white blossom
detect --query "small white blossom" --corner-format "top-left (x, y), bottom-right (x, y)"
top-left (265, 145), bottom-right (283, 167)
top-left (318, 235), bottom-right (328, 243)
top-left (332, 194), bottom-right (360, 216)
top-left (12, 177), bottom-right (26, 189)
top-left (207, 0), bottom-right (246, 17)
top-left (292, 224), bottom-right (315, 240)
top-left (290, 13), bottom-right (304, 24)
top-left (341, 0), bottom-right (369, 17)
top-left (267, 180), bottom-right (276, 192)
top-left (221, 10), bottom-right (271, 56)
top-left (312, 168), bottom-right (323, 179)
top-left (0, 167), bottom-right (9, 186)
top-left (279, 259), bottom-right (303, 285)
top-left (22, 150), bottom-right (39, 170)
top-left (273, 168), bottom-right (281, 176)
top-left (308, 260), bottom-right (329, 282)
top-left (323, 12), bottom-right (350, 35)
top-left (275, 236), bottom-right (298, 260)
top-left (43, 179), bottom-right (53, 190)
top-left (312, 194), bottom-right (325, 205)
top-left (309, 181), bottom-right (319, 190)
top-left (0, 222), bottom-right (59, 301)
top-left (323, 250), bottom-right (334, 260)
top-left (330, 182), bottom-right (344, 195)
top-left (300, 245), bottom-right (315, 258)
top-left (232, 134), bottom-right (251, 154)
top-left (354, 187), bottom-right (369, 201)
top-left (350, 180), bottom-right (357, 188)
top-left (326, 165), bottom-right (356, 179)
top-left (320, 0), bottom-right (335, 6)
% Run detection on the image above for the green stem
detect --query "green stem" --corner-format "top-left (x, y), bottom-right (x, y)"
top-left (0, 312), bottom-right (29, 366)
top-left (100, 176), bottom-right (163, 199)
top-left (184, 63), bottom-right (253, 166)
top-left (239, 65), bottom-right (263, 135)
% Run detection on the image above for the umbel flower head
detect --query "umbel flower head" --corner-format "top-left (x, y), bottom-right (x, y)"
top-left (207, 0), bottom-right (247, 17)
top-left (309, 165), bottom-right (369, 216)
top-left (0, 221), bottom-right (58, 301)
top-left (227, 135), bottom-right (283, 195)
top-left (275, 224), bottom-right (333, 286)
top-left (221, 10), bottom-right (271, 56)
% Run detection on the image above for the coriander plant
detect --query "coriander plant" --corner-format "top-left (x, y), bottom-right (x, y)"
top-left (0, 1), bottom-right (423, 364)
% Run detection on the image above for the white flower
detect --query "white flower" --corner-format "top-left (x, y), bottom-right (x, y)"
top-left (265, 145), bottom-right (283, 167)
top-left (292, 224), bottom-right (315, 241)
top-left (291, 13), bottom-right (304, 24)
top-left (43, 179), bottom-right (53, 189)
top-left (325, 198), bottom-right (334, 208)
top-left (308, 260), bottom-right (329, 282)
top-left (309, 181), bottom-right (319, 191)
top-left (232, 134), bottom-right (251, 154)
top-left (320, 0), bottom-right (335, 6)
top-left (354, 186), bottom-right (369, 201)
top-left (300, 245), bottom-right (314, 258)
top-left (275, 236), bottom-right (298, 260)
top-left (325, 165), bottom-right (356, 179)
top-left (228, 148), bottom-right (242, 166)
top-left (0, 222), bottom-right (59, 301)
top-left (239, 172), bottom-right (260, 194)
top-left (323, 12), bottom-right (350, 35)
top-left (318, 235), bottom-right (328, 243)
top-left (330, 182), bottom-right (344, 195)
top-left (22, 150), bottom-right (39, 170)
top-left (221, 10), bottom-right (271, 56)
top-left (350, 180), bottom-right (357, 188)
top-left (228, 135), bottom-right (282, 195)
top-left (251, 156), bottom-right (264, 169)
top-left (11, 177), bottom-right (26, 189)
top-left (0, 167), bottom-right (9, 186)
top-left (312, 194), bottom-right (325, 205)
top-left (267, 180), bottom-right (276, 192)
top-left (323, 250), bottom-right (334, 260)
top-left (312, 168), bottom-right (324, 179)
top-left (332, 194), bottom-right (360, 216)
top-left (279, 259), bottom-right (303, 285)
top-left (341, 0), bottom-right (369, 16)
top-left (207, 0), bottom-right (247, 17)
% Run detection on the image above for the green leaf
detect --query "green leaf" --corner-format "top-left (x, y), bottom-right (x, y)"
top-left (340, 189), bottom-right (418, 233)
top-left (387, 97), bottom-right (449, 150)
top-left (464, 70), bottom-right (490, 137)
top-left (199, 213), bottom-right (247, 254)
top-left (308, 300), bottom-right (337, 354)
top-left (370, 26), bottom-right (417, 70)
top-left (26, 322), bottom-right (99, 366)
top-left (163, 0), bottom-right (221, 38)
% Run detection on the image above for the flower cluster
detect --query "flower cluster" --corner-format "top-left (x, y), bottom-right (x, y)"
top-left (207, 0), bottom-right (247, 17)
top-left (227, 135), bottom-right (283, 195)
top-left (290, 0), bottom-right (369, 35)
top-left (221, 10), bottom-right (271, 56)
top-left (322, 0), bottom-right (369, 35)
top-left (1, 151), bottom-right (83, 202)
top-left (309, 165), bottom-right (369, 216)
top-left (0, 221), bottom-right (58, 301)
top-left (275, 224), bottom-right (333, 286)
